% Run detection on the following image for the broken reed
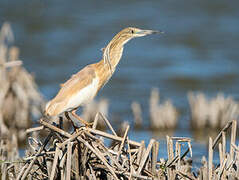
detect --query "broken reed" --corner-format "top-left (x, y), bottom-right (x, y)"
top-left (2, 112), bottom-right (236, 180)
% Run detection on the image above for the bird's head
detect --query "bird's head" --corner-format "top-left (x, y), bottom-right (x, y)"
top-left (107, 27), bottom-right (163, 49)
top-left (116, 27), bottom-right (163, 41)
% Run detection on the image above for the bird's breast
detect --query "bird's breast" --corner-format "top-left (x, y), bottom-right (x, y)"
top-left (65, 77), bottom-right (99, 110)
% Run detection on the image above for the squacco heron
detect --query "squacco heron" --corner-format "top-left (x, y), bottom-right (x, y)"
top-left (45, 27), bottom-right (163, 125)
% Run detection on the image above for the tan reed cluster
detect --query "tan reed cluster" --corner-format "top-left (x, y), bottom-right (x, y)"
top-left (0, 22), bottom-right (45, 143)
top-left (149, 88), bottom-right (178, 130)
top-left (131, 88), bottom-right (178, 130)
top-left (188, 92), bottom-right (239, 129)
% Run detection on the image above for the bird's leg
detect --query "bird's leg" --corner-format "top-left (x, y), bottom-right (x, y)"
top-left (71, 109), bottom-right (93, 127)
top-left (65, 111), bottom-right (78, 130)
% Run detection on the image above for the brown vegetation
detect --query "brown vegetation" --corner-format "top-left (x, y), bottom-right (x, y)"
top-left (188, 92), bottom-right (239, 129)
top-left (131, 88), bottom-right (178, 130)
top-left (0, 22), bottom-right (45, 143)
top-left (1, 113), bottom-right (238, 179)
top-left (149, 88), bottom-right (178, 129)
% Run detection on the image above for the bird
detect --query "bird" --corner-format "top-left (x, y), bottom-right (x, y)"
top-left (45, 27), bottom-right (163, 126)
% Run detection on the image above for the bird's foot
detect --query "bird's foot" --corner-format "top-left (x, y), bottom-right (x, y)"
top-left (79, 119), bottom-right (93, 128)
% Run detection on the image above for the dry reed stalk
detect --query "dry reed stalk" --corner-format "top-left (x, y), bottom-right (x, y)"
top-left (151, 141), bottom-right (159, 176)
top-left (136, 141), bottom-right (145, 166)
top-left (49, 145), bottom-right (60, 180)
top-left (208, 137), bottom-right (213, 180)
top-left (115, 121), bottom-right (129, 140)
top-left (175, 141), bottom-right (181, 171)
top-left (60, 151), bottom-right (67, 179)
top-left (217, 155), bottom-right (227, 180)
top-left (166, 136), bottom-right (174, 179)
top-left (117, 125), bottom-right (129, 161)
top-left (222, 131), bottom-right (226, 159)
top-left (26, 126), bottom-right (44, 133)
top-left (218, 143), bottom-right (223, 165)
top-left (230, 120), bottom-right (237, 160)
top-left (236, 144), bottom-right (239, 178)
top-left (66, 142), bottom-right (73, 180)
top-left (137, 139), bottom-right (155, 175)
top-left (72, 145), bottom-right (80, 179)
top-left (87, 128), bottom-right (141, 147)
top-left (212, 121), bottom-right (232, 149)
top-left (126, 136), bottom-right (134, 176)
top-left (98, 112), bottom-right (117, 136)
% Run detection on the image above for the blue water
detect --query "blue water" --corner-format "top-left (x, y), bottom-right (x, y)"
top-left (1, 0), bottom-right (239, 163)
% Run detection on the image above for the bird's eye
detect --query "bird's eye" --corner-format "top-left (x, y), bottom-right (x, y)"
top-left (131, 30), bottom-right (134, 34)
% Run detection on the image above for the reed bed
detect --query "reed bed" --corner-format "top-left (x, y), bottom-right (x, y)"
top-left (1, 112), bottom-right (237, 180)
top-left (0, 22), bottom-right (45, 143)
top-left (188, 92), bottom-right (239, 129)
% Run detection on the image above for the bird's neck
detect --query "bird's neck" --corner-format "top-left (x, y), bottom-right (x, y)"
top-left (109, 45), bottom-right (124, 69)
top-left (95, 37), bottom-right (130, 85)
top-left (96, 45), bottom-right (124, 77)
top-left (104, 36), bottom-right (130, 71)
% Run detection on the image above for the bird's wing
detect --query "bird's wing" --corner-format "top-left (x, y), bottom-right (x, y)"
top-left (52, 65), bottom-right (96, 103)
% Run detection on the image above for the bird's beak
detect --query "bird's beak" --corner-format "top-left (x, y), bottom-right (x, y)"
top-left (136, 29), bottom-right (164, 35)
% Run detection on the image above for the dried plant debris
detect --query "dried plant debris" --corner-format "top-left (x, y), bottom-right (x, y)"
top-left (149, 88), bottom-right (178, 130)
top-left (188, 92), bottom-right (239, 129)
top-left (16, 113), bottom-right (189, 180)
top-left (0, 22), bottom-right (45, 142)
top-left (2, 113), bottom-right (239, 179)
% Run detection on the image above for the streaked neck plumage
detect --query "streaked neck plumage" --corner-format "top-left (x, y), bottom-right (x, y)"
top-left (102, 32), bottom-right (133, 73)
top-left (94, 34), bottom-right (132, 91)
